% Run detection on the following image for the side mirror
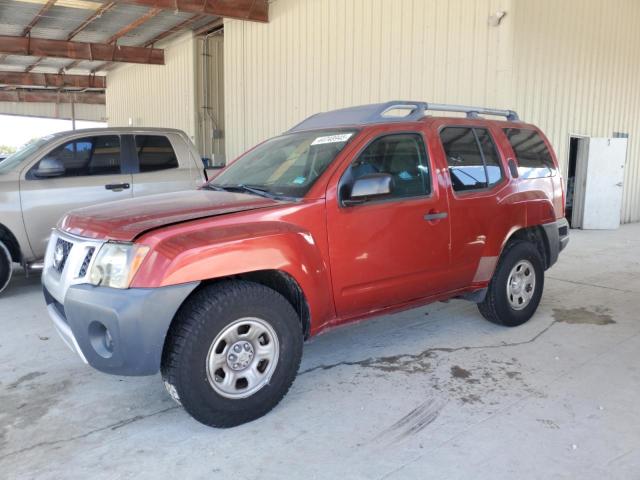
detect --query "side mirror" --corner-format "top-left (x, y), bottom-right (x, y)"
top-left (343, 173), bottom-right (393, 206)
top-left (34, 157), bottom-right (65, 178)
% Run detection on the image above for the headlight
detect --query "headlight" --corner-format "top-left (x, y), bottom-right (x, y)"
top-left (89, 243), bottom-right (150, 289)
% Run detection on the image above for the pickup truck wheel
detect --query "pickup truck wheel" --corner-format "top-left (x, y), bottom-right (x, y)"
top-left (478, 241), bottom-right (544, 327)
top-left (161, 280), bottom-right (303, 428)
top-left (0, 241), bottom-right (12, 294)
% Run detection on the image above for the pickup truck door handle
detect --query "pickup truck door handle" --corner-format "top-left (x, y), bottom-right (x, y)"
top-left (424, 211), bottom-right (448, 221)
top-left (105, 183), bottom-right (130, 191)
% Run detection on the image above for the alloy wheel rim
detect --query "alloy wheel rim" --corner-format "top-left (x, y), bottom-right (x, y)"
top-left (506, 259), bottom-right (536, 311)
top-left (206, 317), bottom-right (280, 399)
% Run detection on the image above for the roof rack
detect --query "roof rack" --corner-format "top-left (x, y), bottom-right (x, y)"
top-left (288, 101), bottom-right (520, 132)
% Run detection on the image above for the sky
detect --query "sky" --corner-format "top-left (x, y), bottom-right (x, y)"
top-left (0, 115), bottom-right (107, 150)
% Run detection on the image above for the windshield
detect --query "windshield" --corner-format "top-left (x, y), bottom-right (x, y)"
top-left (211, 130), bottom-right (357, 198)
top-left (0, 135), bottom-right (55, 174)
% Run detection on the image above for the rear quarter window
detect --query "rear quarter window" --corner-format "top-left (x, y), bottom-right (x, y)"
top-left (503, 128), bottom-right (556, 178)
top-left (135, 135), bottom-right (179, 173)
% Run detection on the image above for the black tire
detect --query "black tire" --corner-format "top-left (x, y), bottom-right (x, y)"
top-left (0, 240), bottom-right (12, 294)
top-left (161, 280), bottom-right (303, 428)
top-left (478, 241), bottom-right (544, 327)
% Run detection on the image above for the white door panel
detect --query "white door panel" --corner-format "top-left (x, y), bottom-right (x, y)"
top-left (581, 138), bottom-right (627, 230)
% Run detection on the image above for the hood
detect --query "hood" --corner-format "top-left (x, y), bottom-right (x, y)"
top-left (59, 190), bottom-right (285, 242)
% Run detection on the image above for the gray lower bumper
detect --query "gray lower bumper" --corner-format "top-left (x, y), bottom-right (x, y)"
top-left (44, 282), bottom-right (199, 376)
top-left (542, 218), bottom-right (570, 268)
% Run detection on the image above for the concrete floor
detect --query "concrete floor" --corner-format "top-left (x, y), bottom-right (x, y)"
top-left (1, 225), bottom-right (640, 479)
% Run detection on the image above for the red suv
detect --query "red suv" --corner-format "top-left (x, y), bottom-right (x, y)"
top-left (42, 102), bottom-right (569, 427)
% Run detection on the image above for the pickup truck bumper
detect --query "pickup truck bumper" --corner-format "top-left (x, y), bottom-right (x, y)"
top-left (43, 281), bottom-right (199, 376)
top-left (542, 218), bottom-right (570, 268)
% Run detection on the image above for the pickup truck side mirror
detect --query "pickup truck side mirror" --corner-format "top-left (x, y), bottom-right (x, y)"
top-left (34, 157), bottom-right (65, 178)
top-left (343, 173), bottom-right (393, 206)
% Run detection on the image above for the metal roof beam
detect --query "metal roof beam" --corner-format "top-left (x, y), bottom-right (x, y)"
top-left (92, 13), bottom-right (205, 72)
top-left (21, 0), bottom-right (58, 37)
top-left (0, 35), bottom-right (164, 65)
top-left (64, 7), bottom-right (162, 72)
top-left (66, 1), bottom-right (119, 41)
top-left (0, 71), bottom-right (106, 89)
top-left (120, 0), bottom-right (268, 22)
top-left (0, 89), bottom-right (105, 105)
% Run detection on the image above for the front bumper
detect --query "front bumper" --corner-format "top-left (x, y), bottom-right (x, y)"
top-left (43, 281), bottom-right (199, 376)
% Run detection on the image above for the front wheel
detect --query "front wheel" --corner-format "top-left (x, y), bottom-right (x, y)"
top-left (0, 240), bottom-right (13, 294)
top-left (161, 280), bottom-right (303, 428)
top-left (478, 241), bottom-right (544, 327)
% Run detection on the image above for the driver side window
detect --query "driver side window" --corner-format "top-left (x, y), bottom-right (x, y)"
top-left (29, 135), bottom-right (122, 178)
top-left (349, 133), bottom-right (431, 199)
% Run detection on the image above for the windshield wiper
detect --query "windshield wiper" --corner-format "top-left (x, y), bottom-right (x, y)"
top-left (205, 183), bottom-right (295, 201)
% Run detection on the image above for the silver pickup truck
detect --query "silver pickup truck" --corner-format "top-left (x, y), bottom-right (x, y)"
top-left (0, 127), bottom-right (208, 293)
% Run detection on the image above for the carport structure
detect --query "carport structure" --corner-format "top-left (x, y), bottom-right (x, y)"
top-left (0, 0), bottom-right (267, 120)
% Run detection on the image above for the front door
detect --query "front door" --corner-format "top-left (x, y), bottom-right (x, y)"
top-left (20, 134), bottom-right (132, 258)
top-left (326, 130), bottom-right (451, 319)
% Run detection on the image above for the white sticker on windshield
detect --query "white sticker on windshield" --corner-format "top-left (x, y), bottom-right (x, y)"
top-left (311, 133), bottom-right (353, 146)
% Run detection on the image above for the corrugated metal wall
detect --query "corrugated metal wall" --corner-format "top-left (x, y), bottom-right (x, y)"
top-left (106, 32), bottom-right (197, 142)
top-left (195, 33), bottom-right (226, 166)
top-left (224, 0), bottom-right (513, 158)
top-left (0, 102), bottom-right (105, 122)
top-left (510, 0), bottom-right (640, 223)
top-left (224, 0), bottom-right (640, 222)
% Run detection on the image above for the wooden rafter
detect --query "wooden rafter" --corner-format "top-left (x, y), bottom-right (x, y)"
top-left (0, 89), bottom-right (105, 105)
top-left (0, 35), bottom-right (164, 65)
top-left (119, 0), bottom-right (268, 23)
top-left (0, 71), bottom-right (106, 89)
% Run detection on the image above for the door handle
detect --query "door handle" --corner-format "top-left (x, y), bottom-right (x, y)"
top-left (105, 183), bottom-right (130, 191)
top-left (424, 211), bottom-right (448, 221)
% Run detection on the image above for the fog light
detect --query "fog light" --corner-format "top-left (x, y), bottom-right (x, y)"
top-left (88, 321), bottom-right (114, 358)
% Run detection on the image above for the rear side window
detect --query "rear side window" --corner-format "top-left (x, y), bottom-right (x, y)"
top-left (30, 135), bottom-right (121, 178)
top-left (440, 127), bottom-right (503, 192)
top-left (135, 135), bottom-right (179, 173)
top-left (503, 128), bottom-right (555, 178)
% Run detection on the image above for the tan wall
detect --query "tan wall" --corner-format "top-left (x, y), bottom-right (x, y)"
top-left (106, 32), bottom-right (197, 143)
top-left (510, 0), bottom-right (640, 223)
top-left (195, 33), bottom-right (226, 166)
top-left (0, 101), bottom-right (105, 122)
top-left (224, 0), bottom-right (640, 222)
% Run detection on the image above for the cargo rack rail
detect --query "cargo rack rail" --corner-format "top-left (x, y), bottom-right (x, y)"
top-left (289, 101), bottom-right (520, 132)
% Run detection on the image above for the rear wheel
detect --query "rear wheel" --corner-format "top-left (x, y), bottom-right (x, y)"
top-left (0, 240), bottom-right (13, 294)
top-left (161, 280), bottom-right (303, 427)
top-left (478, 241), bottom-right (544, 327)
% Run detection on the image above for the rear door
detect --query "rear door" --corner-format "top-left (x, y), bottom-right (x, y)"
top-left (126, 133), bottom-right (201, 197)
top-left (20, 134), bottom-right (132, 258)
top-left (438, 125), bottom-right (508, 287)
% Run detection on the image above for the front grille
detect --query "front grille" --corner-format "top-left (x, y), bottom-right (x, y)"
top-left (55, 238), bottom-right (73, 273)
top-left (78, 247), bottom-right (95, 277)
top-left (43, 286), bottom-right (67, 322)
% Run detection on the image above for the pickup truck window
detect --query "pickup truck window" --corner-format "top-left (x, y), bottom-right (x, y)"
top-left (135, 135), bottom-right (179, 172)
top-left (211, 130), bottom-right (356, 198)
top-left (440, 127), bottom-right (503, 192)
top-left (0, 135), bottom-right (55, 174)
top-left (350, 133), bottom-right (430, 198)
top-left (29, 135), bottom-right (122, 178)
top-left (503, 128), bottom-right (555, 178)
